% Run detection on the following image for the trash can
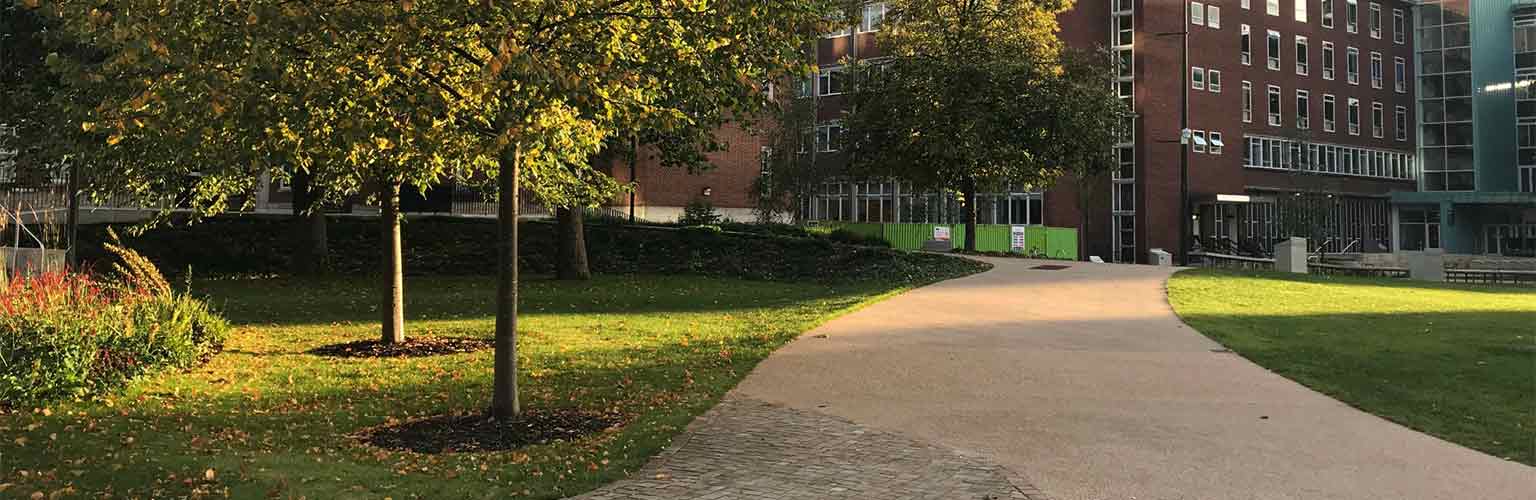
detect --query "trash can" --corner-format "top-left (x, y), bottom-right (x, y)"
top-left (1148, 248), bottom-right (1173, 267)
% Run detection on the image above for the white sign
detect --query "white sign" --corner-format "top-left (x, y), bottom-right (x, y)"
top-left (933, 226), bottom-right (951, 241)
top-left (1010, 226), bottom-right (1027, 251)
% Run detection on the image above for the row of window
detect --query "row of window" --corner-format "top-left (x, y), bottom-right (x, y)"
top-left (1239, 0), bottom-right (1404, 44)
top-left (1243, 135), bottom-right (1416, 181)
top-left (1240, 26), bottom-right (1405, 92)
top-left (1241, 82), bottom-right (1407, 140)
top-left (823, 2), bottom-right (887, 38)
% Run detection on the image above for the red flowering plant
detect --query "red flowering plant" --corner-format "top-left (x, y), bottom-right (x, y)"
top-left (0, 238), bottom-right (228, 406)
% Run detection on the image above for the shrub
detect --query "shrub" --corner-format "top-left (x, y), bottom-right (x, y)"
top-left (0, 246), bottom-right (229, 407)
top-left (827, 228), bottom-right (893, 248)
top-left (678, 198), bottom-right (723, 226)
top-left (79, 216), bottom-right (988, 286)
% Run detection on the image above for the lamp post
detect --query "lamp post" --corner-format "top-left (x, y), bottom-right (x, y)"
top-left (1155, 18), bottom-right (1192, 266)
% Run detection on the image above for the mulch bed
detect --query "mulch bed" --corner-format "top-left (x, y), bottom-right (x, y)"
top-left (308, 337), bottom-right (494, 358)
top-left (355, 409), bottom-right (624, 453)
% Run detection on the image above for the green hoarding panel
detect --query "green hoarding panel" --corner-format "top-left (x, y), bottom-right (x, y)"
top-left (1045, 228), bottom-right (1078, 260)
top-left (1025, 227), bottom-right (1048, 255)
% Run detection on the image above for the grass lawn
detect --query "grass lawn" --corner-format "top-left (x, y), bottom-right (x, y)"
top-left (0, 274), bottom-right (927, 499)
top-left (1168, 269), bottom-right (1536, 465)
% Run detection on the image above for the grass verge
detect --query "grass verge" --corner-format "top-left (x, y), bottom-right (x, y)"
top-left (1168, 268), bottom-right (1535, 465)
top-left (0, 271), bottom-right (976, 499)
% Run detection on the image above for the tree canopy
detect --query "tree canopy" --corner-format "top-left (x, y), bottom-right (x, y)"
top-left (843, 0), bottom-right (1127, 249)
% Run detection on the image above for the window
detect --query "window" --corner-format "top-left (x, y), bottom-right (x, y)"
top-left (1323, 94), bottom-right (1337, 132)
top-left (823, 10), bottom-right (851, 38)
top-left (797, 76), bottom-right (815, 98)
top-left (1322, 42), bottom-right (1335, 79)
top-left (1192, 130), bottom-right (1207, 153)
top-left (1241, 25), bottom-right (1252, 65)
top-left (1192, 67), bottom-right (1206, 90)
top-left (1296, 36), bottom-right (1309, 75)
top-left (1243, 136), bottom-right (1413, 180)
top-left (1395, 106), bottom-right (1407, 141)
top-left (1267, 30), bottom-right (1281, 70)
top-left (818, 67), bottom-right (847, 96)
top-left (1372, 102), bottom-right (1385, 138)
top-left (1242, 81), bottom-right (1254, 123)
top-left (1399, 206), bottom-right (1442, 251)
top-left (1242, 0), bottom-right (1250, 9)
top-left (1393, 9), bottom-right (1405, 44)
top-left (1322, 0), bottom-right (1335, 28)
top-left (1268, 85), bottom-right (1282, 126)
top-left (816, 122), bottom-right (845, 152)
top-left (1210, 132), bottom-right (1224, 155)
top-left (1267, 0), bottom-right (1279, 16)
top-left (1371, 52), bottom-right (1383, 89)
top-left (859, 2), bottom-right (887, 32)
top-left (1348, 98), bottom-right (1361, 135)
top-left (1191, 2), bottom-right (1206, 26)
top-left (1346, 0), bottom-right (1358, 33)
top-left (1209, 69), bottom-right (1222, 93)
top-left (1296, 90), bottom-right (1311, 129)
top-left (1394, 57), bottom-right (1406, 92)
top-left (1295, 0), bottom-right (1307, 23)
top-left (1369, 3), bottom-right (1382, 39)
top-left (1347, 47), bottom-right (1359, 84)
top-left (1208, 6), bottom-right (1221, 28)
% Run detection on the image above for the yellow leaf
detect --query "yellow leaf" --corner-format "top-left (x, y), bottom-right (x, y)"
top-left (204, 468), bottom-right (216, 480)
top-left (21, 0), bottom-right (38, 8)
top-left (80, 122), bottom-right (96, 132)
top-left (106, 135), bottom-right (123, 146)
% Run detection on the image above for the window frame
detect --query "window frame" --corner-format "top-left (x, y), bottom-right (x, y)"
top-left (1267, 0), bottom-right (1279, 17)
top-left (1322, 0), bottom-right (1335, 28)
top-left (1210, 131), bottom-right (1224, 155)
top-left (1295, 0), bottom-right (1308, 23)
top-left (1295, 36), bottom-right (1309, 75)
top-left (1369, 3), bottom-right (1382, 39)
top-left (1322, 41), bottom-right (1336, 80)
top-left (1209, 69), bottom-right (1222, 93)
top-left (1191, 1), bottom-right (1206, 26)
top-left (1192, 66), bottom-right (1206, 90)
top-left (1241, 25), bottom-right (1253, 65)
top-left (1346, 0), bottom-right (1359, 34)
top-left (1268, 85), bottom-right (1283, 127)
top-left (1347, 97), bottom-right (1361, 136)
top-left (1208, 5), bottom-right (1222, 29)
top-left (1394, 56), bottom-right (1406, 93)
top-left (1267, 30), bottom-right (1282, 71)
top-left (1371, 52), bottom-right (1384, 89)
top-left (1323, 94), bottom-right (1337, 132)
top-left (858, 2), bottom-right (888, 33)
top-left (817, 66), bottom-right (848, 96)
top-left (1395, 106), bottom-right (1408, 141)
top-left (1372, 102), bottom-right (1385, 138)
top-left (1346, 47), bottom-right (1360, 85)
top-left (1392, 8), bottom-right (1405, 44)
top-left (1296, 89), bottom-right (1311, 130)
top-left (1242, 81), bottom-right (1254, 123)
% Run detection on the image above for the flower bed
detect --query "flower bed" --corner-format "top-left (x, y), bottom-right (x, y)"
top-left (0, 245), bottom-right (228, 407)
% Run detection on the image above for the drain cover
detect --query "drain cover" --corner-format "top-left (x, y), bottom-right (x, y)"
top-left (1030, 264), bottom-right (1071, 271)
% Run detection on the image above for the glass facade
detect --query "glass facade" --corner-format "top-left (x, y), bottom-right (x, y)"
top-left (1416, 0), bottom-right (1475, 191)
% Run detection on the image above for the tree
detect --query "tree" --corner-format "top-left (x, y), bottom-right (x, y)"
top-left (37, 0), bottom-right (830, 421)
top-left (844, 0), bottom-right (1126, 251)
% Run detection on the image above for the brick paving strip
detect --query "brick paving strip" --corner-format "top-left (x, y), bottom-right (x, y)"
top-left (573, 397), bottom-right (1048, 500)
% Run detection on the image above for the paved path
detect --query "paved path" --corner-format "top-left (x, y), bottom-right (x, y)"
top-left (734, 257), bottom-right (1533, 500)
top-left (575, 397), bottom-right (1043, 500)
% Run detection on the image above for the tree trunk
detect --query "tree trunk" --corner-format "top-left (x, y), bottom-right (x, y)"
top-left (291, 169), bottom-right (328, 276)
top-left (555, 207), bottom-right (591, 280)
top-left (380, 181), bottom-right (406, 344)
top-left (492, 144), bottom-right (522, 420)
top-left (963, 178), bottom-right (979, 252)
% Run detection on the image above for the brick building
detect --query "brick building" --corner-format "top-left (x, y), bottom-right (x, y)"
top-left (605, 1), bottom-right (1423, 263)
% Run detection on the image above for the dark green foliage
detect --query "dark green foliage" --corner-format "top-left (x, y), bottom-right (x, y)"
top-left (826, 229), bottom-right (893, 248)
top-left (678, 198), bottom-right (723, 226)
top-left (77, 216), bottom-right (987, 285)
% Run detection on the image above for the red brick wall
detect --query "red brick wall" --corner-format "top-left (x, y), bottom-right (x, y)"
top-left (606, 122), bottom-right (768, 211)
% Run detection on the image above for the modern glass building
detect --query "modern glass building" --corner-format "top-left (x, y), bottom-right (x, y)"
top-left (1393, 0), bottom-right (1536, 256)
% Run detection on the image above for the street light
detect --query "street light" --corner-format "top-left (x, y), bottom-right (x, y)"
top-left (1154, 25), bottom-right (1192, 266)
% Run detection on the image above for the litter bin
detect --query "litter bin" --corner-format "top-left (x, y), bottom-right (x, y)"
top-left (1148, 248), bottom-right (1173, 267)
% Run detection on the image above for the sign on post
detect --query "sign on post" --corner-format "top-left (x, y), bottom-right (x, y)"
top-left (933, 226), bottom-right (951, 241)
top-left (1010, 226), bottom-right (1027, 252)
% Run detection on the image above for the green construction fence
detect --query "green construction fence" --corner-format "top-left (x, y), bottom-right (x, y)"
top-left (819, 222), bottom-right (1079, 260)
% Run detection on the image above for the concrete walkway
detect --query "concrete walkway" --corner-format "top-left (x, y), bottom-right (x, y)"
top-left (735, 257), bottom-right (1534, 500)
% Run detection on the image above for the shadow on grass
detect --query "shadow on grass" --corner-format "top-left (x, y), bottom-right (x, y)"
top-left (197, 274), bottom-right (882, 327)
